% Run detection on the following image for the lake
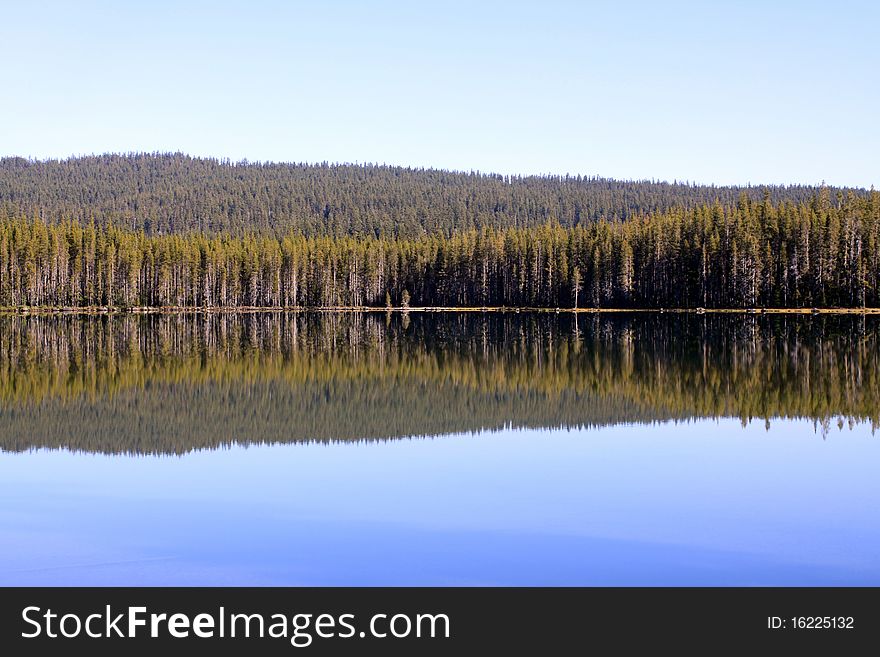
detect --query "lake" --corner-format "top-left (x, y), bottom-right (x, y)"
top-left (1, 312), bottom-right (878, 585)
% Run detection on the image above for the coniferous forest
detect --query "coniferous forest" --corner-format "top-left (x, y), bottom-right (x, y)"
top-left (0, 154), bottom-right (877, 309)
top-left (0, 153), bottom-right (853, 237)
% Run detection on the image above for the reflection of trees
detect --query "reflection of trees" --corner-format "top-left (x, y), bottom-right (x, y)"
top-left (0, 312), bottom-right (876, 454)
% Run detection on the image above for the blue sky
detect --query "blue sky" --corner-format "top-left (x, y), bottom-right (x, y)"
top-left (2, 0), bottom-right (877, 186)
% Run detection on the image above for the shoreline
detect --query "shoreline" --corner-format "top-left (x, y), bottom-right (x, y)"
top-left (2, 306), bottom-right (880, 316)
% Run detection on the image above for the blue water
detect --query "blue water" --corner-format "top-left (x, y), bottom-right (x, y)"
top-left (2, 418), bottom-right (877, 586)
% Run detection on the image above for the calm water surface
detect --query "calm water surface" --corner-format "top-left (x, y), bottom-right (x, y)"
top-left (0, 313), bottom-right (878, 585)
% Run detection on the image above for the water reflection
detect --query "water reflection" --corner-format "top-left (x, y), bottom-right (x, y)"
top-left (0, 312), bottom-right (877, 454)
top-left (2, 312), bottom-right (879, 586)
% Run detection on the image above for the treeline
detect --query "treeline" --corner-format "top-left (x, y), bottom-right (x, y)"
top-left (1, 192), bottom-right (879, 308)
top-left (0, 153), bottom-right (859, 237)
top-left (0, 313), bottom-right (876, 454)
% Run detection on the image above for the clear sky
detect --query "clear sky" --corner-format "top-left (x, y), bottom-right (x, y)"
top-left (2, 0), bottom-right (877, 187)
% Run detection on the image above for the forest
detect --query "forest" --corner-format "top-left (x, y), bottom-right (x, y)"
top-left (0, 313), bottom-right (876, 454)
top-left (0, 189), bottom-right (878, 309)
top-left (0, 153), bottom-right (856, 237)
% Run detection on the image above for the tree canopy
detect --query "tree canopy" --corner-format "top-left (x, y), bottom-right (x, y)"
top-left (1, 191), bottom-right (878, 309)
top-left (0, 153), bottom-right (862, 237)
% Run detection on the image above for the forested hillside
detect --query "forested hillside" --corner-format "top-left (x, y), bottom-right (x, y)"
top-left (1, 192), bottom-right (878, 309)
top-left (0, 153), bottom-right (859, 237)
